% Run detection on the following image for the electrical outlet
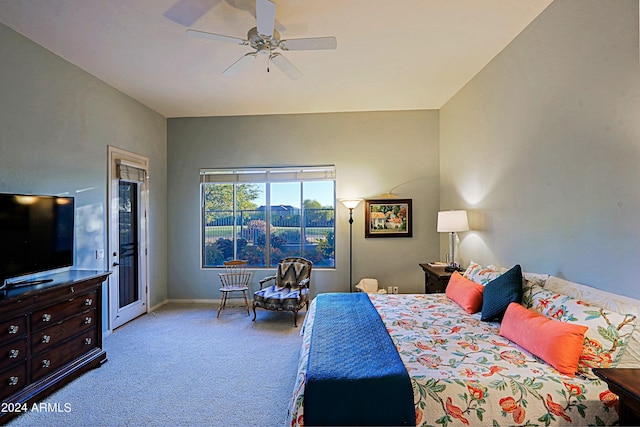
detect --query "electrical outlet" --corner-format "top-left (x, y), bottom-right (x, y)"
top-left (393, 286), bottom-right (399, 294)
top-left (387, 286), bottom-right (393, 294)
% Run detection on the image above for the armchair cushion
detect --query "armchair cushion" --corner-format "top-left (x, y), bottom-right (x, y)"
top-left (254, 285), bottom-right (308, 311)
top-left (276, 261), bottom-right (311, 288)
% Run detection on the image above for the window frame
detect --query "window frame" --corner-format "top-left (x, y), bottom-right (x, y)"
top-left (200, 165), bottom-right (336, 269)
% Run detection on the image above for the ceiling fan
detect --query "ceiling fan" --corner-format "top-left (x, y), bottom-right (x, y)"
top-left (186, 0), bottom-right (337, 80)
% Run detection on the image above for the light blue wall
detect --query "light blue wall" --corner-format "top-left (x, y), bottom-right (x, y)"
top-left (4, 0), bottom-right (637, 308)
top-left (0, 23), bottom-right (169, 317)
top-left (440, 0), bottom-right (640, 299)
top-left (167, 111), bottom-right (440, 299)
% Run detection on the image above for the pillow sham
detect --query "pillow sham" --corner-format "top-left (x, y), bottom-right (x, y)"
top-left (500, 302), bottom-right (588, 376)
top-left (463, 261), bottom-right (504, 285)
top-left (529, 284), bottom-right (637, 377)
top-left (521, 272), bottom-right (549, 307)
top-left (481, 264), bottom-right (523, 321)
top-left (446, 271), bottom-right (484, 314)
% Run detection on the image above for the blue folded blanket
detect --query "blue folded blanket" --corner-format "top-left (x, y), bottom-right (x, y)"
top-left (304, 293), bottom-right (415, 426)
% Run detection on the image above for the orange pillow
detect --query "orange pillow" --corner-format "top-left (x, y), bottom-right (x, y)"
top-left (446, 271), bottom-right (484, 314)
top-left (500, 302), bottom-right (588, 376)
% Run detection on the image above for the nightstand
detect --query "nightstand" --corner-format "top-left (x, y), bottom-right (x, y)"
top-left (592, 368), bottom-right (640, 426)
top-left (418, 263), bottom-right (458, 294)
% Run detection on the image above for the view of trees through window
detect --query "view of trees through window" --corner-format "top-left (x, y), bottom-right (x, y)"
top-left (202, 180), bottom-right (335, 268)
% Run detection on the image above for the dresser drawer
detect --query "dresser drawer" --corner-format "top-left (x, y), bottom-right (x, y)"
top-left (31, 291), bottom-right (97, 332)
top-left (31, 309), bottom-right (97, 354)
top-left (0, 315), bottom-right (27, 341)
top-left (32, 282), bottom-right (88, 307)
top-left (0, 338), bottom-right (27, 368)
top-left (0, 363), bottom-right (27, 400)
top-left (31, 328), bottom-right (98, 382)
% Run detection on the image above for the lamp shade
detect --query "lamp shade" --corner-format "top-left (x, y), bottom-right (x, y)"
top-left (340, 199), bottom-right (362, 209)
top-left (437, 210), bottom-right (469, 233)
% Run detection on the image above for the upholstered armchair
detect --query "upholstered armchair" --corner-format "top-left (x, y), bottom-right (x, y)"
top-left (252, 257), bottom-right (312, 327)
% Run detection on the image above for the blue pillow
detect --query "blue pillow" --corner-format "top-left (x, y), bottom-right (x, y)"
top-left (481, 264), bottom-right (523, 321)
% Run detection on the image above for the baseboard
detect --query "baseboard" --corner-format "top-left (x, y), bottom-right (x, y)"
top-left (163, 298), bottom-right (256, 311)
top-left (165, 298), bottom-right (222, 304)
top-left (149, 299), bottom-right (170, 312)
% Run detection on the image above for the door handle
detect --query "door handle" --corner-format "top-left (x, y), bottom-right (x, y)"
top-left (112, 262), bottom-right (120, 267)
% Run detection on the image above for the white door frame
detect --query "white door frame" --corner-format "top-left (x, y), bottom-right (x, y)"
top-left (107, 146), bottom-right (150, 330)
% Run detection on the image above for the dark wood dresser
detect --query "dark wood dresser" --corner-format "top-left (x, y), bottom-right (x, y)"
top-left (0, 270), bottom-right (109, 422)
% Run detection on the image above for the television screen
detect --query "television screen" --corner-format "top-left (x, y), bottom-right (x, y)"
top-left (0, 193), bottom-right (74, 286)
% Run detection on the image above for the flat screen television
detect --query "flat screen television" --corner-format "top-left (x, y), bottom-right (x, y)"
top-left (0, 193), bottom-right (75, 287)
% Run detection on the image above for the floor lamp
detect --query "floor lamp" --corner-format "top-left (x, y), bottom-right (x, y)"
top-left (340, 199), bottom-right (362, 293)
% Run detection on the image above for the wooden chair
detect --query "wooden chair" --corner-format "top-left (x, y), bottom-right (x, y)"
top-left (252, 257), bottom-right (312, 327)
top-left (217, 260), bottom-right (251, 318)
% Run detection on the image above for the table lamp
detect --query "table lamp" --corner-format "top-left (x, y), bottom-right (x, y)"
top-left (437, 210), bottom-right (469, 272)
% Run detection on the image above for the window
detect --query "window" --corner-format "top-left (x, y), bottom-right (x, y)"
top-left (200, 166), bottom-right (336, 268)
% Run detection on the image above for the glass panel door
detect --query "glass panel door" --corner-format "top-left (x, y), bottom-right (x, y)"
top-left (118, 181), bottom-right (139, 308)
top-left (108, 146), bottom-right (148, 330)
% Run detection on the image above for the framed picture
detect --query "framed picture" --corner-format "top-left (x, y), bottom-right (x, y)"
top-left (364, 199), bottom-right (412, 238)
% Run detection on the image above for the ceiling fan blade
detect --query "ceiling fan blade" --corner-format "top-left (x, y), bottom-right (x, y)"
top-left (270, 53), bottom-right (303, 80)
top-left (256, 0), bottom-right (276, 37)
top-left (186, 29), bottom-right (247, 45)
top-left (280, 36), bottom-right (337, 51)
top-left (223, 52), bottom-right (258, 76)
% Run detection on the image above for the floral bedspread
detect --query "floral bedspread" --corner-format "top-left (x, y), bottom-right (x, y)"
top-left (287, 293), bottom-right (619, 427)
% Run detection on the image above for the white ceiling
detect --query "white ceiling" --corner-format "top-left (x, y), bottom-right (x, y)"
top-left (0, 0), bottom-right (552, 118)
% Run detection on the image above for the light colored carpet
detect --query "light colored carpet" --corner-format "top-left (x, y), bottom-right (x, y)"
top-left (7, 303), bottom-right (304, 427)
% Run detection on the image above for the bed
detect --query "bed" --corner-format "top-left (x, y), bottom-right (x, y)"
top-left (287, 267), bottom-right (639, 427)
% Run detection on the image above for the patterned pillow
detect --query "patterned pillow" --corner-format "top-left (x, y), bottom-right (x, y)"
top-left (463, 261), bottom-right (504, 285)
top-left (521, 272), bottom-right (549, 308)
top-left (529, 285), bottom-right (637, 377)
top-left (481, 264), bottom-right (523, 321)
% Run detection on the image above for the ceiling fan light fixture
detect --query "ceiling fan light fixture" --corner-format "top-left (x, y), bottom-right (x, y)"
top-left (186, 0), bottom-right (337, 79)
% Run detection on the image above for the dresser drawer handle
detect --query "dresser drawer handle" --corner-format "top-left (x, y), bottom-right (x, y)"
top-left (42, 335), bottom-right (51, 344)
top-left (8, 325), bottom-right (19, 334)
top-left (84, 317), bottom-right (92, 325)
top-left (42, 359), bottom-right (51, 368)
top-left (42, 314), bottom-right (52, 322)
top-left (85, 337), bottom-right (92, 345)
top-left (9, 349), bottom-right (19, 358)
top-left (85, 298), bottom-right (93, 306)
top-left (8, 376), bottom-right (19, 386)
top-left (70, 286), bottom-right (75, 293)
